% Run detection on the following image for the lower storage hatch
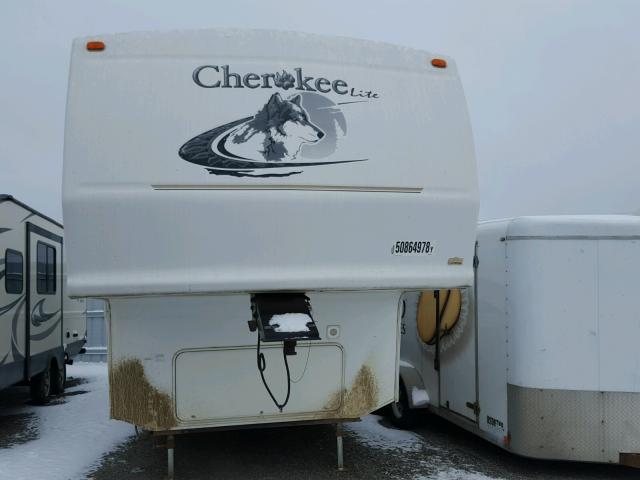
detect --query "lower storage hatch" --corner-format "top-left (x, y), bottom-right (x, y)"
top-left (175, 344), bottom-right (343, 422)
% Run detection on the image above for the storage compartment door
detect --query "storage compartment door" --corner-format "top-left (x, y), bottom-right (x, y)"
top-left (175, 344), bottom-right (343, 423)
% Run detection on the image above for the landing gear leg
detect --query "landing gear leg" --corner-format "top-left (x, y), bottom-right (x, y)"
top-left (336, 423), bottom-right (344, 471)
top-left (167, 434), bottom-right (175, 480)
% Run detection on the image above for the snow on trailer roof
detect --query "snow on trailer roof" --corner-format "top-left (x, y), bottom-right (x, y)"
top-left (482, 215), bottom-right (640, 239)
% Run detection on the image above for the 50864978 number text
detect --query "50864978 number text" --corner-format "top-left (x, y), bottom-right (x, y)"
top-left (392, 241), bottom-right (434, 255)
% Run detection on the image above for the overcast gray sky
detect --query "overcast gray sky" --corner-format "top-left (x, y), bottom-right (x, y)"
top-left (1, 0), bottom-right (639, 222)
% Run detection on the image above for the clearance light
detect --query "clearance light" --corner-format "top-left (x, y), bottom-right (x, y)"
top-left (86, 41), bottom-right (105, 52)
top-left (431, 58), bottom-right (447, 69)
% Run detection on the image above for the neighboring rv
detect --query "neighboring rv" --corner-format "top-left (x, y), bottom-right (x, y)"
top-left (62, 29), bottom-right (478, 471)
top-left (393, 215), bottom-right (640, 466)
top-left (63, 285), bottom-right (87, 361)
top-left (0, 195), bottom-right (86, 403)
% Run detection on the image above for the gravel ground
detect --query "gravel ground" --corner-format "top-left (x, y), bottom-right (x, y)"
top-left (2, 366), bottom-right (639, 480)
top-left (87, 413), bottom-right (640, 480)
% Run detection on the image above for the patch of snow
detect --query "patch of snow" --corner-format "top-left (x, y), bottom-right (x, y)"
top-left (0, 362), bottom-right (133, 480)
top-left (412, 387), bottom-right (430, 407)
top-left (346, 416), bottom-right (503, 480)
top-left (399, 359), bottom-right (414, 369)
top-left (269, 313), bottom-right (311, 332)
top-left (345, 415), bottom-right (424, 452)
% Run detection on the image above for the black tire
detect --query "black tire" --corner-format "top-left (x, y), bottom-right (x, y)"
top-left (389, 382), bottom-right (421, 429)
top-left (51, 361), bottom-right (66, 395)
top-left (30, 362), bottom-right (52, 404)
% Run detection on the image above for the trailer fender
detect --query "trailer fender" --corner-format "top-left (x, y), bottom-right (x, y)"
top-left (53, 352), bottom-right (64, 371)
top-left (399, 360), bottom-right (428, 409)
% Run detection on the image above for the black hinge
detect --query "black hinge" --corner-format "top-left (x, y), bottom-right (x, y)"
top-left (466, 401), bottom-right (480, 416)
top-left (473, 254), bottom-right (479, 268)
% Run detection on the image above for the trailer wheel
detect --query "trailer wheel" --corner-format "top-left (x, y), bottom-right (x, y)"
top-left (51, 361), bottom-right (66, 395)
top-left (389, 382), bottom-right (420, 429)
top-left (30, 363), bottom-right (52, 404)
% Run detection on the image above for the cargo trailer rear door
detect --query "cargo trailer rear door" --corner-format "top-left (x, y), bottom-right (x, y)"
top-left (438, 276), bottom-right (478, 421)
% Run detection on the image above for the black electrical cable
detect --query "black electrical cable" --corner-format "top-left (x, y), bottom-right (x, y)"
top-left (427, 289), bottom-right (452, 346)
top-left (257, 335), bottom-right (291, 412)
top-left (440, 289), bottom-right (451, 318)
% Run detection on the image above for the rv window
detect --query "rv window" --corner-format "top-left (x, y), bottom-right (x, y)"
top-left (36, 241), bottom-right (56, 295)
top-left (5, 249), bottom-right (23, 294)
top-left (37, 242), bottom-right (47, 293)
top-left (46, 245), bottom-right (56, 293)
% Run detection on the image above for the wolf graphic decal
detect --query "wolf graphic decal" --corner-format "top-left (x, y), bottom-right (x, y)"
top-left (179, 92), bottom-right (366, 177)
top-left (228, 93), bottom-right (324, 162)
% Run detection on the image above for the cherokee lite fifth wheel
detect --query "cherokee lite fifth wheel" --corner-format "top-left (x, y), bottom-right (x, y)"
top-left (394, 215), bottom-right (640, 467)
top-left (0, 195), bottom-right (87, 403)
top-left (63, 29), bottom-right (479, 477)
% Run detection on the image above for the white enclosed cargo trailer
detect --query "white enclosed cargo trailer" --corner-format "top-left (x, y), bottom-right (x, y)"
top-left (0, 195), bottom-right (87, 402)
top-left (63, 29), bottom-right (479, 470)
top-left (394, 215), bottom-right (640, 467)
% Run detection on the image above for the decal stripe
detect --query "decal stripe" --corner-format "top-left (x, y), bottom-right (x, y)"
top-left (179, 116), bottom-right (367, 175)
top-left (11, 297), bottom-right (26, 361)
top-left (30, 315), bottom-right (62, 341)
top-left (152, 184), bottom-right (423, 193)
top-left (0, 296), bottom-right (26, 366)
top-left (0, 228), bottom-right (11, 235)
top-left (0, 295), bottom-right (25, 317)
top-left (20, 213), bottom-right (35, 223)
top-left (205, 168), bottom-right (303, 178)
top-left (30, 298), bottom-right (61, 327)
top-left (216, 129), bottom-right (253, 161)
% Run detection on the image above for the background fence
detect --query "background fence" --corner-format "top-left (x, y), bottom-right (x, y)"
top-left (78, 298), bottom-right (107, 362)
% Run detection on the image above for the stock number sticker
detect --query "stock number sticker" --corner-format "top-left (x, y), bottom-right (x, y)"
top-left (392, 241), bottom-right (434, 255)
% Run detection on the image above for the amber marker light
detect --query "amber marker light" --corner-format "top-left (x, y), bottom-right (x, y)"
top-left (86, 41), bottom-right (105, 52)
top-left (431, 58), bottom-right (447, 69)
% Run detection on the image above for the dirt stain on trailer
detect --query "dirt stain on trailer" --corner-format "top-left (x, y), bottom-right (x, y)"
top-left (109, 358), bottom-right (176, 430)
top-left (324, 365), bottom-right (379, 418)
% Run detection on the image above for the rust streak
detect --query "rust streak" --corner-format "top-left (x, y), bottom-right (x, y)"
top-left (322, 365), bottom-right (379, 419)
top-left (109, 358), bottom-right (176, 430)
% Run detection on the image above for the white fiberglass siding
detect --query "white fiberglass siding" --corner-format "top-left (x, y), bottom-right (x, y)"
top-left (506, 236), bottom-right (640, 392)
top-left (477, 215), bottom-right (640, 393)
top-left (63, 29), bottom-right (478, 298)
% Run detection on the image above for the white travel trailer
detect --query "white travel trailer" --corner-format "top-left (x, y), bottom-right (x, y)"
top-left (393, 215), bottom-right (640, 467)
top-left (0, 195), bottom-right (86, 402)
top-left (62, 29), bottom-right (479, 473)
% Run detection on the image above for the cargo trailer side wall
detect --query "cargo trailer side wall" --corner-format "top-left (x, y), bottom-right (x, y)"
top-left (398, 216), bottom-right (640, 465)
top-left (503, 218), bottom-right (640, 463)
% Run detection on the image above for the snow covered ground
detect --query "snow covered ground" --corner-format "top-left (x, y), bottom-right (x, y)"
top-left (1, 364), bottom-right (633, 480)
top-left (0, 363), bottom-right (133, 480)
top-left (0, 362), bottom-right (501, 480)
top-left (346, 414), bottom-right (426, 453)
top-left (345, 415), bottom-right (502, 480)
